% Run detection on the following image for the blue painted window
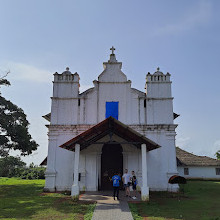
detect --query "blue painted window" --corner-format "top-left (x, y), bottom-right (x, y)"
top-left (106, 102), bottom-right (119, 119)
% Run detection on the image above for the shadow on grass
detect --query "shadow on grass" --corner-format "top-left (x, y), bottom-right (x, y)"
top-left (129, 181), bottom-right (220, 220)
top-left (0, 183), bottom-right (95, 219)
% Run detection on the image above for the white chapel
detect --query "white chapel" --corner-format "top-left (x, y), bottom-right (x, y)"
top-left (43, 48), bottom-right (179, 200)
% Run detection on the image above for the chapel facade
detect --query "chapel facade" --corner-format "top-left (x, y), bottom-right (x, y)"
top-left (44, 48), bottom-right (179, 200)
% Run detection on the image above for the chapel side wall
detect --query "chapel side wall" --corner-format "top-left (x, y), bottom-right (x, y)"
top-left (54, 133), bottom-right (75, 191)
top-left (147, 132), bottom-right (168, 190)
top-left (130, 125), bottom-right (178, 191)
top-left (54, 146), bottom-right (90, 192)
top-left (129, 92), bottom-right (140, 124)
top-left (79, 96), bottom-right (85, 124)
top-left (46, 124), bottom-right (100, 192)
top-left (121, 126), bottom-right (178, 191)
top-left (125, 86), bottom-right (145, 125)
top-left (177, 166), bottom-right (220, 179)
top-left (48, 125), bottom-right (93, 191)
top-left (139, 98), bottom-right (146, 124)
top-left (84, 89), bottom-right (98, 124)
top-left (146, 130), bottom-right (178, 191)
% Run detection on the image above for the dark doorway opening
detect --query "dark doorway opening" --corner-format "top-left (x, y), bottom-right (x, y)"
top-left (101, 143), bottom-right (123, 190)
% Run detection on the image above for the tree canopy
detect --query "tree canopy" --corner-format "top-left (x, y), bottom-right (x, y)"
top-left (0, 76), bottom-right (38, 156)
top-left (0, 156), bottom-right (26, 177)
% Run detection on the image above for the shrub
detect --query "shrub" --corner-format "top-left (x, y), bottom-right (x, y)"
top-left (19, 167), bottom-right (46, 180)
top-left (0, 156), bottom-right (46, 179)
top-left (0, 156), bottom-right (26, 177)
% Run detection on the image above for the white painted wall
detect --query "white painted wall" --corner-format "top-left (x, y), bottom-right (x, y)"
top-left (44, 53), bottom-right (178, 192)
top-left (178, 166), bottom-right (220, 179)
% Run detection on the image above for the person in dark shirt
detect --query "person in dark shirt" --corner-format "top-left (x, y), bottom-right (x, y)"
top-left (112, 172), bottom-right (121, 200)
top-left (131, 171), bottom-right (138, 199)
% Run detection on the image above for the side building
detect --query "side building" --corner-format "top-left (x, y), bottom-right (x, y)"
top-left (176, 147), bottom-right (220, 180)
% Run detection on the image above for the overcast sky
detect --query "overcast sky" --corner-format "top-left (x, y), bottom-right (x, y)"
top-left (0, 0), bottom-right (220, 165)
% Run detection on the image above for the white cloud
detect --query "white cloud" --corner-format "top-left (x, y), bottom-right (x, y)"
top-left (214, 140), bottom-right (220, 148)
top-left (0, 61), bottom-right (52, 83)
top-left (196, 141), bottom-right (219, 159)
top-left (213, 140), bottom-right (220, 155)
top-left (176, 138), bottom-right (220, 159)
top-left (176, 136), bottom-right (191, 148)
top-left (200, 140), bottom-right (220, 158)
top-left (153, 1), bottom-right (212, 36)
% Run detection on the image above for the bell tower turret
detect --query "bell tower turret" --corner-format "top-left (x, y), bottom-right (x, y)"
top-left (51, 67), bottom-right (80, 125)
top-left (145, 67), bottom-right (173, 124)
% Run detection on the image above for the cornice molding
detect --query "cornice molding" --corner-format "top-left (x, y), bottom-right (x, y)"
top-left (51, 97), bottom-right (78, 100)
top-left (48, 124), bottom-right (178, 135)
top-left (146, 97), bottom-right (174, 100)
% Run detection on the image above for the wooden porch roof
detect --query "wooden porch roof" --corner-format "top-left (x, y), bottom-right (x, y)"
top-left (59, 117), bottom-right (161, 151)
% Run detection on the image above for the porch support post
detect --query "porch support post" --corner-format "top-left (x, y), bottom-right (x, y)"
top-left (71, 144), bottom-right (80, 200)
top-left (141, 143), bottom-right (149, 201)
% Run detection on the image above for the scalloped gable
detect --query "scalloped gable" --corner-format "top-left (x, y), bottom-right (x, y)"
top-left (98, 54), bottom-right (128, 83)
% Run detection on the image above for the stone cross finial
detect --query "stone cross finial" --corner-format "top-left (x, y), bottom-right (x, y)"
top-left (110, 46), bottom-right (115, 55)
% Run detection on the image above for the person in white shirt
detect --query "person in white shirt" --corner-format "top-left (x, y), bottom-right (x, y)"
top-left (122, 169), bottom-right (131, 197)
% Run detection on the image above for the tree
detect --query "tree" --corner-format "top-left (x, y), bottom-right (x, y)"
top-left (0, 74), bottom-right (38, 156)
top-left (0, 156), bottom-right (26, 177)
top-left (216, 150), bottom-right (220, 160)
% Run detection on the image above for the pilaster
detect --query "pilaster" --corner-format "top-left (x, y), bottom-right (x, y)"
top-left (44, 134), bottom-right (57, 192)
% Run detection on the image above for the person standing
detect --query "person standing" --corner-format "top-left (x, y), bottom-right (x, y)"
top-left (112, 172), bottom-right (121, 200)
top-left (122, 169), bottom-right (131, 197)
top-left (131, 171), bottom-right (137, 199)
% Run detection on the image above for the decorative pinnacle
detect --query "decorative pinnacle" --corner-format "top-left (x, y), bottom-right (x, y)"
top-left (110, 46), bottom-right (115, 55)
top-left (157, 67), bottom-right (160, 71)
top-left (66, 67), bottom-right (69, 71)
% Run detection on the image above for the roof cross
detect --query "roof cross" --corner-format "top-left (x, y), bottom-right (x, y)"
top-left (110, 46), bottom-right (115, 55)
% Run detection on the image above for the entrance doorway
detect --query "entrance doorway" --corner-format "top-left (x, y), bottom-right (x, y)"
top-left (101, 143), bottom-right (123, 190)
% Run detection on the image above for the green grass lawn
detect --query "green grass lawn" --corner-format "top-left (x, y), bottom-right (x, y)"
top-left (129, 181), bottom-right (220, 220)
top-left (0, 178), bottom-right (95, 220)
